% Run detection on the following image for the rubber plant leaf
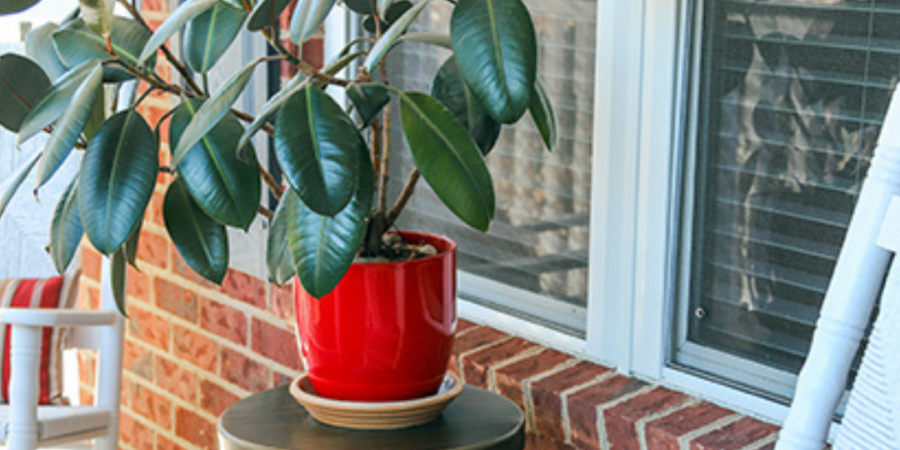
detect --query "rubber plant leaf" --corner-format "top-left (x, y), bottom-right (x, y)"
top-left (50, 178), bottom-right (84, 273)
top-left (53, 17), bottom-right (154, 82)
top-left (25, 23), bottom-right (68, 81)
top-left (289, 0), bottom-right (335, 45)
top-left (170, 98), bottom-right (261, 229)
top-left (450, 0), bottom-right (537, 123)
top-left (0, 0), bottom-right (42, 15)
top-left (529, 75), bottom-right (557, 152)
top-left (364, 0), bottom-right (430, 74)
top-left (79, 0), bottom-right (115, 37)
top-left (164, 178), bottom-right (229, 284)
top-left (346, 82), bottom-right (390, 127)
top-left (377, 0), bottom-right (393, 20)
top-left (79, 108), bottom-right (159, 255)
top-left (0, 150), bottom-right (41, 221)
top-left (431, 56), bottom-right (501, 155)
top-left (0, 54), bottom-right (50, 132)
top-left (17, 60), bottom-right (97, 145)
top-left (266, 196), bottom-right (296, 286)
top-left (237, 71), bottom-right (308, 156)
top-left (172, 57), bottom-right (263, 167)
top-left (287, 144), bottom-right (374, 298)
top-left (398, 32), bottom-right (451, 49)
top-left (183, 2), bottom-right (248, 74)
top-left (274, 84), bottom-right (361, 217)
top-left (123, 221), bottom-right (141, 268)
top-left (248, 0), bottom-right (292, 31)
top-left (35, 63), bottom-right (103, 190)
top-left (110, 246), bottom-right (128, 316)
top-left (342, 0), bottom-right (372, 15)
top-left (399, 91), bottom-right (495, 231)
top-left (139, 0), bottom-right (220, 66)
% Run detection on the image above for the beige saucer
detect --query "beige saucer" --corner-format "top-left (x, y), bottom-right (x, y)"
top-left (289, 372), bottom-right (464, 430)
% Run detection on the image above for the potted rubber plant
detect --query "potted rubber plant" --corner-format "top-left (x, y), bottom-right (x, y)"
top-left (0, 0), bottom-right (556, 402)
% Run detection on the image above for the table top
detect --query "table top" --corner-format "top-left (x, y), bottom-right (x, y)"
top-left (218, 385), bottom-right (525, 450)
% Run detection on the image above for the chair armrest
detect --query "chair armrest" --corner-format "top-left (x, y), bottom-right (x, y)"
top-left (0, 309), bottom-right (118, 327)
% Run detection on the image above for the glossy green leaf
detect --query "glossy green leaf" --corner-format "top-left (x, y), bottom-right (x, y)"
top-left (266, 198), bottom-right (295, 286)
top-left (35, 63), bottom-right (103, 190)
top-left (237, 71), bottom-right (308, 155)
top-left (53, 17), bottom-right (154, 81)
top-left (111, 246), bottom-right (128, 316)
top-left (184, 2), bottom-right (248, 73)
top-left (80, 0), bottom-right (115, 36)
top-left (17, 61), bottom-right (97, 145)
top-left (82, 87), bottom-right (106, 141)
top-left (123, 221), bottom-right (141, 268)
top-left (322, 50), bottom-right (365, 77)
top-left (0, 54), bottom-right (50, 132)
top-left (361, 0), bottom-right (410, 33)
top-left (400, 91), bottom-right (494, 230)
top-left (376, 0), bottom-right (393, 19)
top-left (450, 0), bottom-right (536, 123)
top-left (50, 178), bottom-right (84, 273)
top-left (79, 109), bottom-right (158, 255)
top-left (342, 0), bottom-right (372, 15)
top-left (170, 98), bottom-right (261, 229)
top-left (0, 151), bottom-right (41, 221)
top-left (288, 145), bottom-right (374, 298)
top-left (139, 0), bottom-right (219, 66)
top-left (398, 32), bottom-right (451, 49)
top-left (275, 85), bottom-right (361, 217)
top-left (172, 57), bottom-right (263, 167)
top-left (164, 179), bottom-right (229, 284)
top-left (0, 0), bottom-right (41, 15)
top-left (26, 23), bottom-right (68, 80)
top-left (530, 75), bottom-right (556, 151)
top-left (248, 0), bottom-right (291, 30)
top-left (431, 56), bottom-right (501, 155)
top-left (289, 0), bottom-right (335, 45)
top-left (347, 83), bottom-right (390, 127)
top-left (363, 0), bottom-right (430, 73)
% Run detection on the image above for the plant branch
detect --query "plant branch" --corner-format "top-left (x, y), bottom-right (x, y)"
top-left (259, 162), bottom-right (283, 199)
top-left (386, 169), bottom-right (420, 228)
top-left (258, 205), bottom-right (274, 220)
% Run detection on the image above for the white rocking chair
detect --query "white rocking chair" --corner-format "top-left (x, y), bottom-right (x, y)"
top-left (776, 85), bottom-right (900, 449)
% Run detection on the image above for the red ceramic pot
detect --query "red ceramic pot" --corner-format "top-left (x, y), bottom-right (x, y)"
top-left (294, 231), bottom-right (457, 402)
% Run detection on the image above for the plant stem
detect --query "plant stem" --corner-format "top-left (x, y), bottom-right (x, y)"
top-left (258, 205), bottom-right (274, 220)
top-left (259, 162), bottom-right (283, 200)
top-left (386, 168), bottom-right (420, 228)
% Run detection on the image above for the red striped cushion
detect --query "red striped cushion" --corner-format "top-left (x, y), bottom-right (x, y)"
top-left (0, 270), bottom-right (79, 405)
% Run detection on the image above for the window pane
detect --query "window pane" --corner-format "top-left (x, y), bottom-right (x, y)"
top-left (680, 0), bottom-right (895, 386)
top-left (386, 1), bottom-right (596, 333)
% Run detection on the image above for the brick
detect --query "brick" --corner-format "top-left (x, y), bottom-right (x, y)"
top-left (645, 403), bottom-right (734, 450)
top-left (221, 347), bottom-right (270, 392)
top-left (602, 387), bottom-right (690, 450)
top-left (123, 339), bottom-right (154, 380)
top-left (453, 326), bottom-right (508, 355)
top-left (79, 388), bottom-right (94, 407)
top-left (78, 351), bottom-right (97, 387)
top-left (270, 281), bottom-right (295, 323)
top-left (130, 382), bottom-right (173, 429)
top-left (155, 356), bottom-right (197, 403)
top-left (146, 191), bottom-right (165, 227)
top-left (126, 265), bottom-right (151, 304)
top-left (128, 305), bottom-right (170, 351)
top-left (154, 277), bottom-right (198, 322)
top-left (175, 407), bottom-right (217, 449)
top-left (172, 324), bottom-right (217, 372)
top-left (157, 434), bottom-right (184, 450)
top-left (567, 375), bottom-right (648, 450)
top-left (142, 0), bottom-right (167, 13)
top-left (82, 245), bottom-right (102, 281)
top-left (690, 417), bottom-right (778, 450)
top-left (173, 251), bottom-right (219, 290)
top-left (200, 379), bottom-right (241, 416)
top-left (200, 298), bottom-right (248, 345)
top-left (251, 317), bottom-right (303, 371)
top-left (457, 319), bottom-right (478, 333)
top-left (221, 269), bottom-right (267, 309)
top-left (525, 433), bottom-right (576, 450)
top-left (120, 411), bottom-right (154, 450)
top-left (462, 337), bottom-right (538, 388)
top-left (274, 370), bottom-right (297, 387)
top-left (302, 37), bottom-right (324, 69)
top-left (495, 348), bottom-right (573, 414)
top-left (531, 361), bottom-right (612, 442)
top-left (85, 285), bottom-right (101, 309)
top-left (137, 229), bottom-right (169, 269)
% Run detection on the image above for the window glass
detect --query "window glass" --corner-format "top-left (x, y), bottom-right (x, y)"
top-left (387, 1), bottom-right (597, 334)
top-left (679, 0), bottom-right (897, 390)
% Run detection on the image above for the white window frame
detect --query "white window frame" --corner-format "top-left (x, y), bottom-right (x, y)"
top-left (320, 0), bottom-right (799, 424)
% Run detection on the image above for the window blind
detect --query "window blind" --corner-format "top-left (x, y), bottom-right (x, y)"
top-left (682, 0), bottom-right (897, 379)
top-left (386, 1), bottom-right (596, 334)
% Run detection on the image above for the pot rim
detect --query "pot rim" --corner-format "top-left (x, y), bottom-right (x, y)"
top-left (352, 230), bottom-right (457, 267)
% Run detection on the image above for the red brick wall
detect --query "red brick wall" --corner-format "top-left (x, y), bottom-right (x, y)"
top-left (75, 2), bottom-right (783, 449)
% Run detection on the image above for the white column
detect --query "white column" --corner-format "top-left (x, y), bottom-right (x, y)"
top-left (7, 325), bottom-right (44, 450)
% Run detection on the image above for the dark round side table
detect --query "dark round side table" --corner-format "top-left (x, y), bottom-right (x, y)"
top-left (218, 385), bottom-right (525, 450)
